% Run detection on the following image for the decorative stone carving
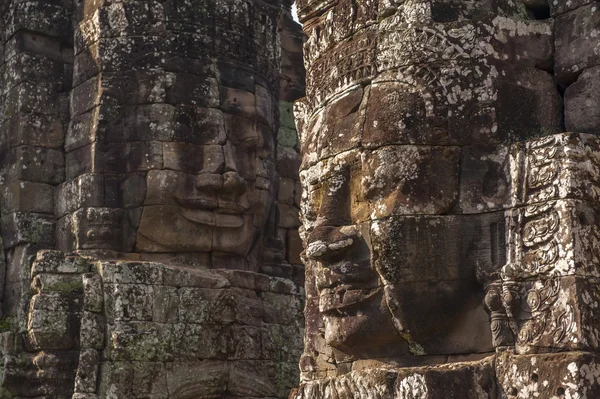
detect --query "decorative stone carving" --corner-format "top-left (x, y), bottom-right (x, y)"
top-left (0, 0), bottom-right (306, 398)
top-left (293, 0), bottom-right (600, 397)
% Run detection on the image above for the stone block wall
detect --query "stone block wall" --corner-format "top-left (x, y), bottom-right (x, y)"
top-left (289, 0), bottom-right (600, 398)
top-left (0, 0), bottom-right (307, 398)
top-left (0, 0), bottom-right (73, 358)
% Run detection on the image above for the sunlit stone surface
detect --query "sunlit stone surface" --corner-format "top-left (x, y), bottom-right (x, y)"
top-left (0, 0), bottom-right (306, 398)
top-left (290, 0), bottom-right (600, 397)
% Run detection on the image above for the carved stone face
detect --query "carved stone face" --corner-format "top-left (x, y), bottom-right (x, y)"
top-left (299, 87), bottom-right (497, 360)
top-left (136, 105), bottom-right (275, 258)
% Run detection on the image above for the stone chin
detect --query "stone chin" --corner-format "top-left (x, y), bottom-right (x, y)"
top-left (321, 286), bottom-right (410, 359)
top-left (135, 205), bottom-right (256, 255)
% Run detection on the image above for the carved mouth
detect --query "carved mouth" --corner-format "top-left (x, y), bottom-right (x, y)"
top-left (316, 260), bottom-right (377, 290)
top-left (218, 200), bottom-right (249, 214)
top-left (319, 285), bottom-right (381, 315)
top-left (175, 196), bottom-right (218, 210)
top-left (176, 196), bottom-right (248, 227)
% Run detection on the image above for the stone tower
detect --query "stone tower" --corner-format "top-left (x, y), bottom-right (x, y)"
top-left (291, 0), bottom-right (600, 397)
top-left (0, 0), bottom-right (306, 398)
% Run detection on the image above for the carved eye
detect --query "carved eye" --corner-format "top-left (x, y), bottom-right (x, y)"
top-left (100, 229), bottom-right (112, 240)
top-left (86, 229), bottom-right (98, 239)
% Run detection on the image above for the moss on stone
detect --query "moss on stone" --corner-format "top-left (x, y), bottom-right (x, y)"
top-left (0, 316), bottom-right (15, 333)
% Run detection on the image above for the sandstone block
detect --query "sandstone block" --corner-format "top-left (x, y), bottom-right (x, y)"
top-left (4, 82), bottom-right (59, 118)
top-left (173, 106), bottom-right (226, 145)
top-left (280, 101), bottom-right (297, 130)
top-left (496, 352), bottom-right (600, 398)
top-left (167, 73), bottom-right (219, 107)
top-left (1, 212), bottom-right (55, 249)
top-left (218, 61), bottom-right (255, 92)
top-left (82, 273), bottom-right (103, 313)
top-left (505, 199), bottom-right (600, 280)
top-left (172, 323), bottom-right (229, 360)
top-left (1, 146), bottom-right (64, 184)
top-left (262, 292), bottom-right (302, 325)
top-left (0, 113), bottom-right (64, 150)
top-left (277, 145), bottom-right (301, 179)
top-left (1, 52), bottom-right (65, 94)
top-left (163, 142), bottom-right (224, 174)
top-left (286, 229), bottom-right (303, 265)
top-left (362, 145), bottom-right (460, 217)
top-left (162, 265), bottom-right (229, 288)
top-left (278, 126), bottom-right (299, 148)
top-left (106, 321), bottom-right (174, 361)
top-left (80, 311), bottom-right (105, 349)
top-left (96, 261), bottom-right (164, 285)
top-left (1, 180), bottom-right (54, 215)
top-left (549, 0), bottom-right (596, 16)
top-left (500, 276), bottom-right (600, 353)
top-left (29, 293), bottom-right (81, 313)
top-left (255, 84), bottom-right (275, 129)
top-left (555, 3), bottom-right (600, 83)
top-left (4, 1), bottom-right (71, 40)
top-left (71, 207), bottom-right (124, 251)
top-left (32, 251), bottom-right (90, 276)
top-left (456, 144), bottom-right (512, 214)
top-left (66, 141), bottom-right (163, 178)
top-left (104, 283), bottom-right (154, 322)
top-left (278, 203), bottom-right (301, 228)
top-left (292, 357), bottom-right (496, 398)
top-left (566, 65), bottom-right (600, 134)
top-left (177, 287), bottom-right (263, 325)
top-left (27, 308), bottom-right (75, 350)
top-left (74, 348), bottom-right (99, 394)
top-left (4, 30), bottom-right (70, 63)
top-left (32, 274), bottom-right (83, 294)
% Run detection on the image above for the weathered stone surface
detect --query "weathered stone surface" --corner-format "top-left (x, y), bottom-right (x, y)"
top-left (292, 357), bottom-right (497, 398)
top-left (17, 0), bottom-right (600, 396)
top-left (0, 1), bottom-right (305, 398)
top-left (555, 3), bottom-right (600, 83)
top-left (565, 65), bottom-right (600, 134)
top-left (293, 0), bottom-right (600, 396)
top-left (496, 352), bottom-right (600, 398)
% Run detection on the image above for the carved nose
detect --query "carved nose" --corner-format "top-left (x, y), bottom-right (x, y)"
top-left (222, 171), bottom-right (247, 198)
top-left (306, 225), bottom-right (360, 262)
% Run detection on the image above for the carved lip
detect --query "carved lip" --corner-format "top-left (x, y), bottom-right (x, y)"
top-left (319, 284), bottom-right (380, 314)
top-left (179, 208), bottom-right (245, 228)
top-left (175, 197), bottom-right (249, 213)
top-left (176, 196), bottom-right (249, 228)
top-left (175, 196), bottom-right (218, 210)
top-left (315, 260), bottom-right (377, 290)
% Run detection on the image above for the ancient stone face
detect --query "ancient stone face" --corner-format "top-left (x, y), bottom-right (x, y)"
top-left (299, 100), bottom-right (495, 360)
top-left (136, 104), bottom-right (276, 256)
top-left (293, 0), bottom-right (600, 395)
top-left (294, 0), bottom-right (569, 383)
top-left (0, 1), bottom-right (306, 398)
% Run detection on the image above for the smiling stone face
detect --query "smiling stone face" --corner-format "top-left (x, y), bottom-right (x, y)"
top-left (300, 135), bottom-right (498, 359)
top-left (136, 92), bottom-right (276, 258)
top-left (295, 0), bottom-right (562, 368)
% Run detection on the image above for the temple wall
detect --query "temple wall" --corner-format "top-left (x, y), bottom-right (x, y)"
top-left (0, 0), bottom-right (307, 398)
